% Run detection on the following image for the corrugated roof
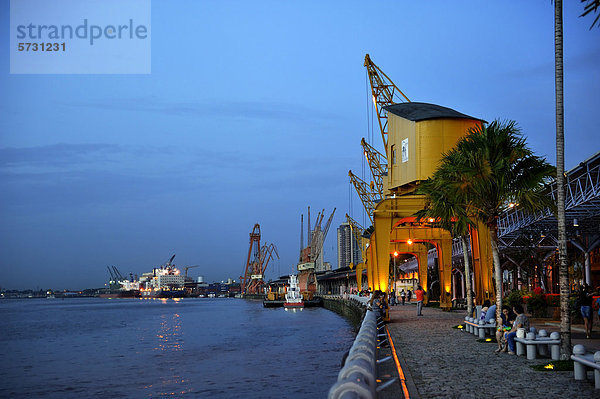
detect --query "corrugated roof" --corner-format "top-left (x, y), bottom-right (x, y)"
top-left (384, 102), bottom-right (481, 122)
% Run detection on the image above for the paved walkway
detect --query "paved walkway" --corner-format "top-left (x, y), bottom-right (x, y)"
top-left (380, 303), bottom-right (600, 399)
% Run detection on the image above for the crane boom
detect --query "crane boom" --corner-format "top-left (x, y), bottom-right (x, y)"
top-left (241, 224), bottom-right (261, 295)
top-left (112, 265), bottom-right (125, 281)
top-left (345, 213), bottom-right (367, 259)
top-left (310, 208), bottom-right (336, 262)
top-left (322, 208), bottom-right (336, 240)
top-left (107, 266), bottom-right (116, 281)
top-left (364, 53), bottom-right (410, 152)
top-left (348, 170), bottom-right (379, 223)
top-left (184, 265), bottom-right (200, 277)
top-left (259, 243), bottom-right (279, 275)
top-left (361, 137), bottom-right (387, 197)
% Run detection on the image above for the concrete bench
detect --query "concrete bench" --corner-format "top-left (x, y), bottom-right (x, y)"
top-left (571, 345), bottom-right (600, 389)
top-left (514, 329), bottom-right (560, 360)
top-left (464, 317), bottom-right (496, 339)
top-left (452, 298), bottom-right (467, 309)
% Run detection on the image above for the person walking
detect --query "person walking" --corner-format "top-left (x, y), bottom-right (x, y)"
top-left (415, 285), bottom-right (425, 316)
top-left (579, 284), bottom-right (594, 338)
top-left (406, 289), bottom-right (412, 303)
top-left (400, 289), bottom-right (406, 305)
top-left (390, 289), bottom-right (396, 306)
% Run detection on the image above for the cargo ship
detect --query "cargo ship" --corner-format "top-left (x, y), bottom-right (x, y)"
top-left (99, 266), bottom-right (141, 298)
top-left (99, 256), bottom-right (186, 299)
top-left (139, 255), bottom-right (185, 298)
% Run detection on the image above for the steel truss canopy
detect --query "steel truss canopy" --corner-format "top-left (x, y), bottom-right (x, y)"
top-left (498, 151), bottom-right (600, 240)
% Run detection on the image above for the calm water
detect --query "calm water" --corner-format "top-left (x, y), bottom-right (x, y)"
top-left (0, 298), bottom-right (355, 398)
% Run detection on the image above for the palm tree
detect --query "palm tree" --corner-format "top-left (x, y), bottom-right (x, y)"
top-left (581, 0), bottom-right (600, 28)
top-left (432, 120), bottom-right (555, 323)
top-left (555, 0), bottom-right (572, 359)
top-left (416, 171), bottom-right (475, 317)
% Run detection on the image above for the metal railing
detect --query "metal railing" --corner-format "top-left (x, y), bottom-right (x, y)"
top-left (328, 297), bottom-right (397, 399)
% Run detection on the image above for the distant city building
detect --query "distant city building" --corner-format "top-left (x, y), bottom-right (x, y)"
top-left (337, 222), bottom-right (361, 269)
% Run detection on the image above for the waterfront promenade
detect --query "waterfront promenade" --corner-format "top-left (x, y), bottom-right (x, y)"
top-left (381, 303), bottom-right (600, 399)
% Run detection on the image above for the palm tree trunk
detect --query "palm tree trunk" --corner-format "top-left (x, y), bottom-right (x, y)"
top-left (461, 236), bottom-right (473, 316)
top-left (555, 0), bottom-right (571, 359)
top-left (489, 225), bottom-right (503, 322)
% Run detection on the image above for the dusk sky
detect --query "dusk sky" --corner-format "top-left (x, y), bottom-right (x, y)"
top-left (1, 1), bottom-right (599, 290)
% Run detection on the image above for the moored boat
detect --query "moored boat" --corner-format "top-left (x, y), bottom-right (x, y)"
top-left (284, 274), bottom-right (304, 311)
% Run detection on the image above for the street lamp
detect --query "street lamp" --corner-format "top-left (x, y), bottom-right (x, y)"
top-left (393, 251), bottom-right (399, 296)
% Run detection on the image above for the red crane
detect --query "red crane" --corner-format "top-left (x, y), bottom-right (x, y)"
top-left (240, 224), bottom-right (279, 295)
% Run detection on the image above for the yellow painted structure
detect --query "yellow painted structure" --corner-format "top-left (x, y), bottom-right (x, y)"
top-left (388, 241), bottom-right (430, 304)
top-left (386, 110), bottom-right (482, 193)
top-left (389, 222), bottom-right (454, 309)
top-left (360, 103), bottom-right (496, 311)
top-left (469, 221), bottom-right (495, 304)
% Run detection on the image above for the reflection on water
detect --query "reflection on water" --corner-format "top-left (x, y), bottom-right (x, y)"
top-left (0, 298), bottom-right (354, 398)
top-left (155, 312), bottom-right (183, 352)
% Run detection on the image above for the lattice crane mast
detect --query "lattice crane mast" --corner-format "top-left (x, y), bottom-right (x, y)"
top-left (345, 213), bottom-right (367, 257)
top-left (348, 170), bottom-right (379, 224)
top-left (259, 243), bottom-right (279, 276)
top-left (348, 54), bottom-right (409, 221)
top-left (361, 137), bottom-right (387, 198)
top-left (364, 53), bottom-right (410, 153)
top-left (240, 224), bottom-right (279, 295)
top-left (240, 224), bottom-right (261, 295)
top-left (308, 208), bottom-right (336, 267)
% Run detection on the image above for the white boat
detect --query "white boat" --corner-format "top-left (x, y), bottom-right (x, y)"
top-left (284, 274), bottom-right (304, 311)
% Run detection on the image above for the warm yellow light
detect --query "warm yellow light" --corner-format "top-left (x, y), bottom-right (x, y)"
top-left (407, 239), bottom-right (413, 245)
top-left (485, 338), bottom-right (492, 342)
top-left (393, 251), bottom-right (399, 257)
top-left (544, 364), bottom-right (555, 370)
top-left (458, 325), bottom-right (464, 329)
top-left (428, 217), bottom-right (435, 223)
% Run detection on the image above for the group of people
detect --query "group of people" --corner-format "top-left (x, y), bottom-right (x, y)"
top-left (369, 283), bottom-right (599, 347)
top-left (473, 299), bottom-right (530, 355)
top-left (368, 286), bottom-right (427, 317)
top-left (389, 288), bottom-right (413, 306)
top-left (367, 290), bottom-right (387, 318)
top-left (492, 303), bottom-right (529, 354)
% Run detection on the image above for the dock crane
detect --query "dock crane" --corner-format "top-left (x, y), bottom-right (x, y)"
top-left (240, 224), bottom-right (279, 296)
top-left (364, 53), bottom-right (410, 152)
top-left (361, 138), bottom-right (387, 198)
top-left (349, 54), bottom-right (409, 220)
top-left (184, 265), bottom-right (200, 277)
top-left (345, 213), bottom-right (369, 289)
top-left (164, 254), bottom-right (176, 267)
top-left (111, 265), bottom-right (126, 281)
top-left (308, 207), bottom-right (336, 269)
top-left (345, 213), bottom-right (367, 259)
top-left (348, 170), bottom-right (379, 224)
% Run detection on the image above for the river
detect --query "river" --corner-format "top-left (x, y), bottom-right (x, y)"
top-left (0, 297), bottom-right (355, 398)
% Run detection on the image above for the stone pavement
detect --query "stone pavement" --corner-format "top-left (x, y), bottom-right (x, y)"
top-left (379, 303), bottom-right (600, 399)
